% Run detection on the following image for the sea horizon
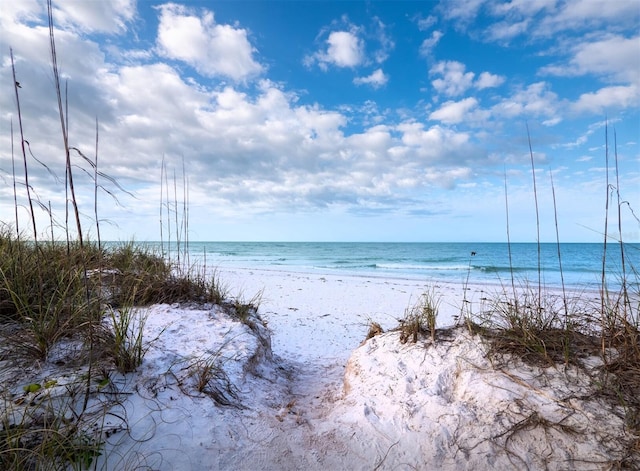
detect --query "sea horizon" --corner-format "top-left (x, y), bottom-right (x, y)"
top-left (120, 240), bottom-right (640, 291)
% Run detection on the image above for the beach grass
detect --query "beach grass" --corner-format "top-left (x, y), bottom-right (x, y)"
top-left (0, 229), bottom-right (252, 470)
top-left (399, 287), bottom-right (441, 344)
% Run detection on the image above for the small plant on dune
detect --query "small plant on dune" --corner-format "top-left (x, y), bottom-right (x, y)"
top-left (365, 321), bottom-right (384, 341)
top-left (229, 290), bottom-right (264, 325)
top-left (399, 287), bottom-right (441, 343)
top-left (186, 350), bottom-right (240, 407)
top-left (107, 304), bottom-right (149, 374)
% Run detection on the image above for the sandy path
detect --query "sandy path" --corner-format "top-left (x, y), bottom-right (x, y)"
top-left (203, 267), bottom-right (475, 469)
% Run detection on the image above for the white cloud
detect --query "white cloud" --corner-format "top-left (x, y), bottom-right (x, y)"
top-left (430, 61), bottom-right (475, 97)
top-left (353, 69), bottom-right (388, 89)
top-left (371, 17), bottom-right (395, 64)
top-left (541, 35), bottom-right (640, 84)
top-left (430, 61), bottom-right (504, 97)
top-left (486, 19), bottom-right (530, 42)
top-left (419, 31), bottom-right (443, 56)
top-left (491, 82), bottom-right (560, 119)
top-left (475, 71), bottom-right (505, 89)
top-left (53, 0), bottom-right (136, 34)
top-left (540, 0), bottom-right (639, 34)
top-left (0, 0), bottom-right (42, 26)
top-left (308, 30), bottom-right (365, 70)
top-left (440, 0), bottom-right (488, 26)
top-left (415, 14), bottom-right (437, 31)
top-left (429, 97), bottom-right (479, 124)
top-left (396, 122), bottom-right (472, 162)
top-left (572, 85), bottom-right (640, 114)
top-left (156, 3), bottom-right (263, 81)
top-left (490, 0), bottom-right (557, 17)
top-left (444, 0), bottom-right (636, 42)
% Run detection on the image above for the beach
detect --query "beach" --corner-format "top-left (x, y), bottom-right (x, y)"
top-left (84, 265), bottom-right (633, 470)
top-left (216, 266), bottom-right (469, 361)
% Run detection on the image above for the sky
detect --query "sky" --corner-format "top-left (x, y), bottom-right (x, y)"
top-left (0, 0), bottom-right (638, 243)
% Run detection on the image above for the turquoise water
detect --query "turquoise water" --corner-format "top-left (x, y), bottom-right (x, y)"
top-left (150, 241), bottom-right (640, 290)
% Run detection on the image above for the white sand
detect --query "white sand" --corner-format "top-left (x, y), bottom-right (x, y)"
top-left (12, 267), bottom-right (635, 470)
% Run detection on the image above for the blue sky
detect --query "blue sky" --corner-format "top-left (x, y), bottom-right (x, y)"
top-left (0, 0), bottom-right (638, 242)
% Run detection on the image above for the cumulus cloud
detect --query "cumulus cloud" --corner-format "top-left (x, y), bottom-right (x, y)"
top-left (572, 85), bottom-right (640, 114)
top-left (306, 30), bottom-right (365, 70)
top-left (156, 3), bottom-right (263, 81)
top-left (430, 61), bottom-right (475, 97)
top-left (430, 61), bottom-right (504, 97)
top-left (429, 97), bottom-right (479, 124)
top-left (475, 71), bottom-right (505, 89)
top-left (396, 122), bottom-right (472, 163)
top-left (491, 81), bottom-right (560, 119)
top-left (353, 69), bottom-right (388, 89)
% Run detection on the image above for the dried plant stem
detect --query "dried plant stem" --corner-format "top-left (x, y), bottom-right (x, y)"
top-left (94, 117), bottom-right (101, 250)
top-left (526, 123), bottom-right (541, 301)
top-left (160, 155), bottom-right (165, 256)
top-left (48, 200), bottom-right (54, 244)
top-left (10, 119), bottom-right (19, 237)
top-left (183, 156), bottom-right (190, 268)
top-left (165, 157), bottom-right (171, 260)
top-left (549, 171), bottom-right (567, 319)
top-left (504, 167), bottom-right (516, 301)
top-left (601, 120), bottom-right (610, 355)
top-left (48, 0), bottom-right (83, 246)
top-left (174, 169), bottom-right (180, 266)
top-left (10, 48), bottom-right (37, 242)
top-left (613, 128), bottom-right (630, 318)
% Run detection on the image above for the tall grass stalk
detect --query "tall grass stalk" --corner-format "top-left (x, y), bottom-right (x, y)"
top-left (504, 167), bottom-right (517, 302)
top-left (164, 157), bottom-right (171, 260)
top-left (526, 123), bottom-right (541, 301)
top-left (160, 155), bottom-right (165, 256)
top-left (94, 118), bottom-right (101, 251)
top-left (173, 169), bottom-right (181, 266)
top-left (183, 157), bottom-right (190, 268)
top-left (601, 120), bottom-right (611, 356)
top-left (10, 48), bottom-right (37, 243)
top-left (549, 170), bottom-right (570, 363)
top-left (10, 119), bottom-right (19, 237)
top-left (64, 81), bottom-right (70, 251)
top-left (48, 0), bottom-right (83, 246)
top-left (613, 128), bottom-right (632, 321)
top-left (549, 171), bottom-right (568, 315)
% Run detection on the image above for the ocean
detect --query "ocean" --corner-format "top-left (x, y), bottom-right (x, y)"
top-left (152, 241), bottom-right (640, 291)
